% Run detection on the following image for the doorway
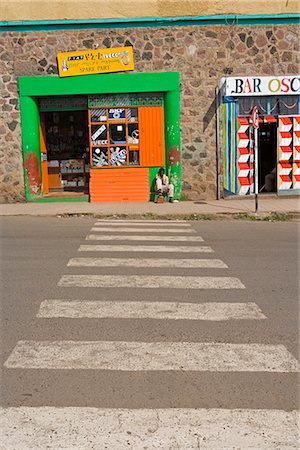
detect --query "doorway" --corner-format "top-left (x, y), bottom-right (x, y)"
top-left (43, 110), bottom-right (89, 195)
top-left (258, 123), bottom-right (277, 193)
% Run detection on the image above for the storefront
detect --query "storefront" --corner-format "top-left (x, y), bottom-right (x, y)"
top-left (222, 76), bottom-right (300, 196)
top-left (19, 71), bottom-right (181, 202)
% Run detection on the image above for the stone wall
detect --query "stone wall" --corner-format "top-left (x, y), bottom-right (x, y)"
top-left (0, 24), bottom-right (299, 202)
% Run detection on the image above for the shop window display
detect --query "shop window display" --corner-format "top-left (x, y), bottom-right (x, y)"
top-left (92, 147), bottom-right (108, 166)
top-left (89, 107), bottom-right (140, 167)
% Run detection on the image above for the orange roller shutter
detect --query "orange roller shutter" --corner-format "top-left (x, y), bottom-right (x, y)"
top-left (139, 106), bottom-right (165, 167)
top-left (90, 168), bottom-right (149, 202)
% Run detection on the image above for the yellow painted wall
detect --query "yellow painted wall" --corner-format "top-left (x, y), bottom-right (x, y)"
top-left (1, 0), bottom-right (299, 22)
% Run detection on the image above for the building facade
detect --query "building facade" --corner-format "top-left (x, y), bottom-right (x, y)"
top-left (222, 76), bottom-right (300, 196)
top-left (0, 1), bottom-right (299, 202)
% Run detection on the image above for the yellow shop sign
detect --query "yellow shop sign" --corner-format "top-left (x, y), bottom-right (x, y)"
top-left (57, 46), bottom-right (134, 77)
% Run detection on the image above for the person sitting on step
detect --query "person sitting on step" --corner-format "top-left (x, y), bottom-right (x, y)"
top-left (155, 167), bottom-right (174, 203)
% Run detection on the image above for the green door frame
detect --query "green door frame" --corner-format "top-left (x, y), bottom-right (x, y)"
top-left (18, 71), bottom-right (181, 201)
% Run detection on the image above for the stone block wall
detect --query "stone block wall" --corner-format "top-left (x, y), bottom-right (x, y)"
top-left (0, 24), bottom-right (299, 202)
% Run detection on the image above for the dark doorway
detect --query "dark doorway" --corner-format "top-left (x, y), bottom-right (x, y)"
top-left (44, 110), bottom-right (89, 194)
top-left (258, 123), bottom-right (277, 193)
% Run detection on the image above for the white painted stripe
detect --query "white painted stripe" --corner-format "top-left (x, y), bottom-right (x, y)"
top-left (37, 301), bottom-right (266, 320)
top-left (95, 221), bottom-right (191, 227)
top-left (1, 408), bottom-right (299, 450)
top-left (68, 257), bottom-right (226, 268)
top-left (91, 227), bottom-right (196, 233)
top-left (88, 234), bottom-right (204, 242)
top-left (58, 275), bottom-right (244, 289)
top-left (79, 245), bottom-right (213, 253)
top-left (4, 341), bottom-right (299, 372)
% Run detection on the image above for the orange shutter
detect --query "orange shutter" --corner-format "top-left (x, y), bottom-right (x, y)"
top-left (139, 106), bottom-right (165, 167)
top-left (90, 168), bottom-right (149, 202)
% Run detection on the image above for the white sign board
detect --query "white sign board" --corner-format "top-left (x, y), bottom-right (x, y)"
top-left (222, 76), bottom-right (300, 96)
top-left (251, 106), bottom-right (259, 129)
top-left (92, 124), bottom-right (106, 141)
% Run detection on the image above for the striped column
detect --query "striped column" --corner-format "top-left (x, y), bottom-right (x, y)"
top-left (278, 117), bottom-right (293, 191)
top-left (293, 116), bottom-right (300, 190)
top-left (222, 102), bottom-right (237, 194)
top-left (237, 117), bottom-right (254, 195)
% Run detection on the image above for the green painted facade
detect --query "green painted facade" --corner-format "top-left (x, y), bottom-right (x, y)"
top-left (19, 71), bottom-right (181, 202)
top-left (164, 89), bottom-right (181, 199)
top-left (34, 195), bottom-right (89, 203)
top-left (20, 96), bottom-right (42, 199)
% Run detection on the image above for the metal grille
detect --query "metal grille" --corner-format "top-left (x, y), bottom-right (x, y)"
top-left (88, 93), bottom-right (164, 108)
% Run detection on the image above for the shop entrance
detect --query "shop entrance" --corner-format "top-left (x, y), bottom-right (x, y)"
top-left (42, 110), bottom-right (89, 196)
top-left (258, 123), bottom-right (277, 193)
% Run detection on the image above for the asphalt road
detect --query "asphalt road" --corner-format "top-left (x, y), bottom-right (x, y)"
top-left (0, 217), bottom-right (299, 448)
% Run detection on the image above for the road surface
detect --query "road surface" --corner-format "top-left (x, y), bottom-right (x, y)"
top-left (0, 217), bottom-right (299, 448)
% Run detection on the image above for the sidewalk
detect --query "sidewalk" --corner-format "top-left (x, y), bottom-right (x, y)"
top-left (1, 196), bottom-right (299, 219)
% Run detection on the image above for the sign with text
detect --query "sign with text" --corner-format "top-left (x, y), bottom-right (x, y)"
top-left (223, 76), bottom-right (300, 96)
top-left (57, 46), bottom-right (134, 77)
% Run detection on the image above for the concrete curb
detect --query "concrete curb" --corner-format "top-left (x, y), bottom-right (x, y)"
top-left (1, 210), bottom-right (299, 222)
top-left (1, 198), bottom-right (299, 221)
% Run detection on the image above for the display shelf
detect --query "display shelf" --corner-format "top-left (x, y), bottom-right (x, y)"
top-left (48, 159), bottom-right (88, 191)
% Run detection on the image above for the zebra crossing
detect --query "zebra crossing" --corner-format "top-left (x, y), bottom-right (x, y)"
top-left (5, 340), bottom-right (298, 372)
top-left (2, 219), bottom-right (299, 449)
top-left (67, 257), bottom-right (226, 267)
top-left (37, 300), bottom-right (266, 320)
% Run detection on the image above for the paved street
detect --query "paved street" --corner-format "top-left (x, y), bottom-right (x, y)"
top-left (0, 217), bottom-right (299, 448)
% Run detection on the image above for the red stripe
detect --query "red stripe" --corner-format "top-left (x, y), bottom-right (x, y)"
top-left (238, 132), bottom-right (248, 140)
top-left (294, 116), bottom-right (300, 124)
top-left (280, 117), bottom-right (292, 125)
top-left (238, 117), bottom-right (249, 126)
top-left (263, 115), bottom-right (277, 123)
top-left (279, 146), bottom-right (292, 153)
top-left (238, 148), bottom-right (250, 155)
top-left (280, 132), bottom-right (292, 139)
top-left (294, 131), bottom-right (300, 138)
top-left (238, 177), bottom-right (250, 186)
top-left (280, 175), bottom-right (292, 182)
top-left (238, 162), bottom-right (250, 170)
top-left (279, 162), bottom-right (292, 168)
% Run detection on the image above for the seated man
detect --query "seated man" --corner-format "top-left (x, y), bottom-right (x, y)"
top-left (155, 167), bottom-right (174, 202)
top-left (264, 167), bottom-right (276, 192)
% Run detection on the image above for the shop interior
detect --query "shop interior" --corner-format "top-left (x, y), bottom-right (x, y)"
top-left (258, 123), bottom-right (277, 193)
top-left (44, 110), bottom-right (89, 194)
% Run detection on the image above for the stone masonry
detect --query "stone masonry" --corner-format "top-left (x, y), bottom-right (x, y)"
top-left (0, 24), bottom-right (299, 202)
